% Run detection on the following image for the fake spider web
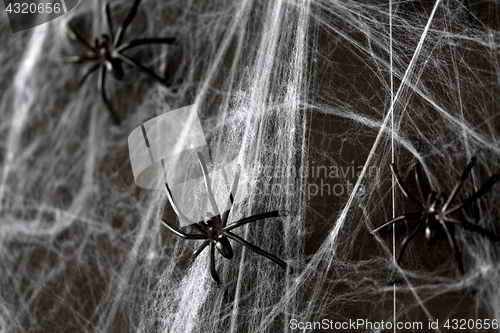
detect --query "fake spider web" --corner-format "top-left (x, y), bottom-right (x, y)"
top-left (0, 0), bottom-right (500, 332)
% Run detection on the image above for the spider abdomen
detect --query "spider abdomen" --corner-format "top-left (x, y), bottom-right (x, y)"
top-left (106, 56), bottom-right (124, 80)
top-left (424, 225), bottom-right (436, 244)
top-left (215, 236), bottom-right (233, 259)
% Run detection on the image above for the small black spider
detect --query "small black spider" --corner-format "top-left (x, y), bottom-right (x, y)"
top-left (62, 0), bottom-right (176, 124)
top-left (371, 157), bottom-right (499, 274)
top-left (161, 152), bottom-right (293, 284)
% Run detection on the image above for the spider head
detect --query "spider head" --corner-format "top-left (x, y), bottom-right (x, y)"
top-left (204, 213), bottom-right (221, 230)
top-left (427, 191), bottom-right (443, 214)
top-left (215, 235), bottom-right (233, 259)
top-left (95, 34), bottom-right (111, 50)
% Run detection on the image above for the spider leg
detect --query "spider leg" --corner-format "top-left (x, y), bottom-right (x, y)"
top-left (206, 244), bottom-right (234, 299)
top-left (441, 192), bottom-right (448, 206)
top-left (444, 216), bottom-right (500, 242)
top-left (97, 65), bottom-right (121, 124)
top-left (224, 231), bottom-right (292, 273)
top-left (220, 167), bottom-right (234, 204)
top-left (444, 173), bottom-right (499, 215)
top-left (60, 55), bottom-right (98, 63)
top-left (104, 2), bottom-right (114, 38)
top-left (161, 219), bottom-right (206, 240)
top-left (397, 220), bottom-right (425, 266)
top-left (113, 53), bottom-right (168, 84)
top-left (163, 183), bottom-right (197, 226)
top-left (221, 165), bottom-right (241, 227)
top-left (113, 0), bottom-right (142, 47)
top-left (414, 163), bottom-right (426, 203)
top-left (196, 152), bottom-right (220, 216)
top-left (209, 242), bottom-right (222, 284)
top-left (78, 63), bottom-right (99, 87)
top-left (223, 211), bottom-right (288, 232)
top-left (66, 25), bottom-right (95, 52)
top-left (442, 157), bottom-right (477, 211)
top-left (391, 163), bottom-right (423, 209)
top-left (191, 240), bottom-right (210, 260)
top-left (440, 221), bottom-right (464, 274)
top-left (115, 38), bottom-right (177, 53)
top-left (371, 212), bottom-right (422, 235)
top-left (191, 223), bottom-right (206, 234)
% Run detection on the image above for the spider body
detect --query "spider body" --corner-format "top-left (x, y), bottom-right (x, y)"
top-left (417, 192), bottom-right (443, 244)
top-left (162, 153), bottom-right (292, 284)
top-left (371, 157), bottom-right (500, 274)
top-left (198, 215), bottom-right (233, 259)
top-left (62, 0), bottom-right (176, 124)
top-left (95, 35), bottom-right (124, 80)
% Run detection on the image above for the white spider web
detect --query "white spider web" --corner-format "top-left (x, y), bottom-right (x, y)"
top-left (0, 0), bottom-right (500, 332)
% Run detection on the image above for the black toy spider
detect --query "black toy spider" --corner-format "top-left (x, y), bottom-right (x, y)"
top-left (62, 0), bottom-right (176, 124)
top-left (161, 152), bottom-right (292, 284)
top-left (371, 157), bottom-right (500, 274)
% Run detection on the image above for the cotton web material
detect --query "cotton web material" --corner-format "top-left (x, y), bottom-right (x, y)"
top-left (1, 0), bottom-right (500, 332)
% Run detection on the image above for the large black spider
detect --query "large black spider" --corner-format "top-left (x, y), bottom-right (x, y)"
top-left (62, 0), bottom-right (176, 124)
top-left (371, 157), bottom-right (500, 274)
top-left (161, 153), bottom-right (292, 284)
